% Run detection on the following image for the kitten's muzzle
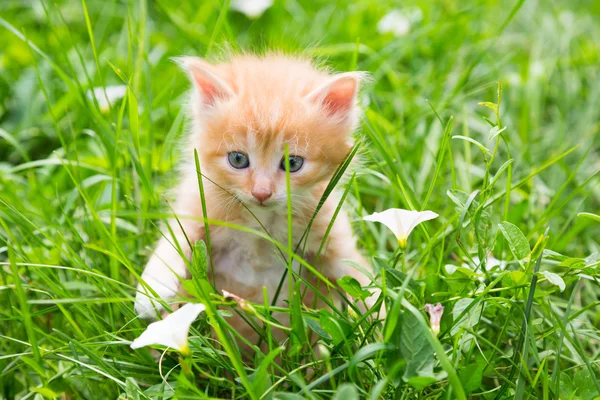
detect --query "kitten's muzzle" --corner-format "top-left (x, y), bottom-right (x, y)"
top-left (251, 188), bottom-right (273, 204)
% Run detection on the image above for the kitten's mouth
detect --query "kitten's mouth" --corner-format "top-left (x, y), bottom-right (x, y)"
top-left (248, 200), bottom-right (277, 210)
top-left (255, 202), bottom-right (273, 208)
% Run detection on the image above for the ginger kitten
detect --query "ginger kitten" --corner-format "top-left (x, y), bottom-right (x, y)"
top-left (134, 54), bottom-right (380, 339)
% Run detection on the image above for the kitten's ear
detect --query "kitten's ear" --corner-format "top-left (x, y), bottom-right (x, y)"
top-left (174, 57), bottom-right (234, 106)
top-left (306, 72), bottom-right (367, 117)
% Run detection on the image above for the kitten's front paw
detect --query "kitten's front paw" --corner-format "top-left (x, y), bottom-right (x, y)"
top-left (134, 274), bottom-right (179, 320)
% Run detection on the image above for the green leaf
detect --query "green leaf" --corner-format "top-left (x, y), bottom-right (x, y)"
top-left (489, 125), bottom-right (507, 140)
top-left (332, 383), bottom-right (359, 400)
top-left (577, 212), bottom-right (600, 223)
top-left (181, 278), bottom-right (213, 299)
top-left (125, 377), bottom-right (141, 400)
top-left (572, 369), bottom-right (600, 400)
top-left (502, 270), bottom-right (528, 289)
top-left (478, 101), bottom-right (498, 112)
top-left (498, 221), bottom-right (530, 261)
top-left (30, 387), bottom-right (61, 399)
top-left (477, 209), bottom-right (495, 251)
top-left (407, 375), bottom-right (439, 390)
top-left (290, 282), bottom-right (309, 355)
top-left (337, 276), bottom-right (371, 300)
top-left (274, 394), bottom-right (305, 400)
top-left (369, 379), bottom-right (389, 400)
top-left (452, 135), bottom-right (490, 155)
top-left (303, 316), bottom-right (331, 340)
top-left (349, 343), bottom-right (391, 380)
top-left (191, 240), bottom-right (208, 280)
top-left (459, 356), bottom-right (486, 393)
top-left (451, 298), bottom-right (483, 336)
top-left (375, 257), bottom-right (423, 294)
top-left (530, 232), bottom-right (549, 262)
top-left (319, 309), bottom-right (352, 346)
top-left (445, 266), bottom-right (476, 295)
top-left (399, 311), bottom-right (435, 382)
top-left (249, 347), bottom-right (283, 399)
top-left (144, 382), bottom-right (175, 399)
top-left (558, 373), bottom-right (575, 400)
top-left (490, 159), bottom-right (515, 187)
top-left (558, 257), bottom-right (586, 269)
top-left (541, 271), bottom-right (566, 292)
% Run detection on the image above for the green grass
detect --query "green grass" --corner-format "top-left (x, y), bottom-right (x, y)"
top-left (1, 0), bottom-right (599, 398)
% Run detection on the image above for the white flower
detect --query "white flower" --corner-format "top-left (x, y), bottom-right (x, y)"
top-left (86, 85), bottom-right (127, 113)
top-left (530, 61), bottom-right (545, 79)
top-left (377, 8), bottom-right (423, 37)
top-left (363, 208), bottom-right (438, 248)
top-left (463, 254), bottom-right (507, 272)
top-left (130, 303), bottom-right (206, 355)
top-left (230, 0), bottom-right (273, 19)
top-left (558, 11), bottom-right (575, 28)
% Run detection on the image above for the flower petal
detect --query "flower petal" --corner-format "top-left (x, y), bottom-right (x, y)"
top-left (364, 208), bottom-right (438, 244)
top-left (230, 0), bottom-right (274, 19)
top-left (130, 303), bottom-right (206, 352)
top-left (401, 210), bottom-right (439, 238)
top-left (377, 10), bottom-right (411, 37)
top-left (86, 85), bottom-right (127, 112)
top-left (363, 208), bottom-right (405, 240)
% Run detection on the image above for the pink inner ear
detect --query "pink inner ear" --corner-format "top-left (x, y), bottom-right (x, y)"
top-left (321, 77), bottom-right (358, 116)
top-left (191, 69), bottom-right (223, 106)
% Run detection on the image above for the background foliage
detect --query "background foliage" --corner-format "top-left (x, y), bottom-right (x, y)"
top-left (1, 0), bottom-right (599, 399)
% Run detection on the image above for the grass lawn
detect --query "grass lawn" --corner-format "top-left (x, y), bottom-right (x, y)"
top-left (1, 0), bottom-right (599, 398)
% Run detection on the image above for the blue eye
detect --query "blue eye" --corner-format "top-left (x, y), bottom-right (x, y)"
top-left (280, 156), bottom-right (304, 173)
top-left (228, 152), bottom-right (250, 169)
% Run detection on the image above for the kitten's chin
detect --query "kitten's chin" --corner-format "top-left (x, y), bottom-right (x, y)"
top-left (243, 199), bottom-right (284, 213)
top-left (248, 201), bottom-right (277, 210)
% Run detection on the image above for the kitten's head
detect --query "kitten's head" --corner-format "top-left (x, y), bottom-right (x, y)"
top-left (179, 54), bottom-right (366, 210)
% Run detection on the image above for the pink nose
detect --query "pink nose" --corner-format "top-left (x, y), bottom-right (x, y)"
top-left (251, 188), bottom-right (272, 203)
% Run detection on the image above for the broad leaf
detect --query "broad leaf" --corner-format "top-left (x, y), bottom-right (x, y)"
top-left (319, 309), bottom-right (352, 346)
top-left (375, 257), bottom-right (423, 294)
top-left (541, 271), bottom-right (565, 292)
top-left (332, 383), bottom-right (359, 400)
top-left (399, 311), bottom-right (434, 382)
top-left (337, 276), bottom-right (371, 300)
top-left (303, 316), bottom-right (331, 340)
top-left (125, 377), bottom-right (141, 400)
top-left (572, 369), bottom-right (600, 400)
top-left (502, 270), bottom-right (528, 290)
top-left (498, 221), bottom-right (530, 261)
top-left (459, 356), bottom-right (486, 393)
top-left (451, 298), bottom-right (483, 336)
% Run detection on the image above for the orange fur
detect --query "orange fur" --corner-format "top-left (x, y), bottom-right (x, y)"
top-left (135, 54), bottom-right (381, 350)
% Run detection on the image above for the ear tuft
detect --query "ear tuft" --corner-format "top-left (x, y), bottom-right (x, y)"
top-left (307, 72), bottom-right (366, 117)
top-left (173, 57), bottom-right (234, 107)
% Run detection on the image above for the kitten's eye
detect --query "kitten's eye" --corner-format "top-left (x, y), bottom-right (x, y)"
top-left (280, 155), bottom-right (304, 173)
top-left (228, 152), bottom-right (250, 169)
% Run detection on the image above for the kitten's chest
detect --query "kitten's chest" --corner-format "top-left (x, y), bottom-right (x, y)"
top-left (209, 213), bottom-right (308, 303)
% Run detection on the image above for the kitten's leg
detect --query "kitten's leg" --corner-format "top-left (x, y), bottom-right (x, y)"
top-left (134, 226), bottom-right (202, 319)
top-left (135, 177), bottom-right (204, 319)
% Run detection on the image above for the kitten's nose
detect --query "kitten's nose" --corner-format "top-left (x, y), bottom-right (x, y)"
top-left (251, 188), bottom-right (272, 203)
